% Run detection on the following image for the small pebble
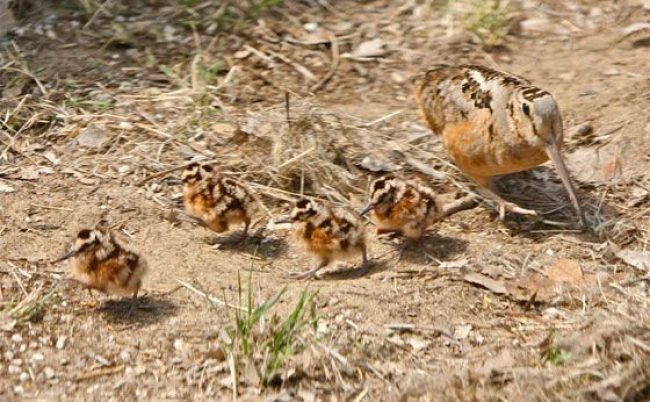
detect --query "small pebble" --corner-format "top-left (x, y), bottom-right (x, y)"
top-left (44, 367), bottom-right (55, 379)
top-left (31, 352), bottom-right (44, 362)
top-left (11, 334), bottom-right (22, 343)
top-left (19, 372), bottom-right (30, 382)
top-left (56, 336), bottom-right (67, 350)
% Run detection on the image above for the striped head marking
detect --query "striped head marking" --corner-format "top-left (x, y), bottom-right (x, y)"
top-left (509, 85), bottom-right (563, 147)
top-left (72, 228), bottom-right (103, 254)
top-left (290, 198), bottom-right (320, 222)
top-left (182, 162), bottom-right (216, 184)
top-left (181, 163), bottom-right (202, 184)
top-left (369, 175), bottom-right (407, 208)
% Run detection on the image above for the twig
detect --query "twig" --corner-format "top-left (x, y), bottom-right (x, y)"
top-left (73, 365), bottom-right (124, 381)
top-left (284, 91), bottom-right (291, 130)
top-left (82, 0), bottom-right (113, 30)
top-left (176, 279), bottom-right (246, 311)
top-left (359, 110), bottom-right (404, 128)
top-left (267, 50), bottom-right (317, 82)
top-left (277, 147), bottom-right (316, 169)
top-left (439, 194), bottom-right (479, 219)
top-left (351, 387), bottom-right (369, 402)
top-left (310, 33), bottom-right (340, 92)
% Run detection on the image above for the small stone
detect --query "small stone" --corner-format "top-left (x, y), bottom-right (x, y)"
top-left (31, 352), bottom-right (44, 362)
top-left (8, 365), bottom-right (21, 374)
top-left (75, 125), bottom-right (108, 148)
top-left (303, 22), bottom-right (318, 32)
top-left (44, 367), bottom-right (55, 379)
top-left (56, 336), bottom-right (67, 350)
top-left (117, 121), bottom-right (133, 130)
top-left (5, 351), bottom-right (14, 360)
top-left (454, 324), bottom-right (472, 340)
top-left (11, 334), bottom-right (22, 343)
top-left (20, 372), bottom-right (30, 382)
top-left (173, 339), bottom-right (185, 352)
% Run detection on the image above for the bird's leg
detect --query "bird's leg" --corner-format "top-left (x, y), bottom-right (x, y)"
top-left (356, 244), bottom-right (370, 277)
top-left (237, 218), bottom-right (250, 244)
top-left (396, 238), bottom-right (416, 262)
top-left (128, 290), bottom-right (139, 314)
top-left (86, 288), bottom-right (97, 307)
top-left (286, 257), bottom-right (329, 280)
top-left (475, 177), bottom-right (538, 220)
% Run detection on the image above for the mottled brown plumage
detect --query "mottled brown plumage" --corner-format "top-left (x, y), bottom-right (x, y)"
top-left (181, 163), bottom-right (258, 240)
top-left (56, 225), bottom-right (146, 303)
top-left (362, 175), bottom-right (443, 239)
top-left (415, 64), bottom-right (584, 224)
top-left (280, 198), bottom-right (368, 280)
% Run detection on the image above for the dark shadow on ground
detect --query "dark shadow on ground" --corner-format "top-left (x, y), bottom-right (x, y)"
top-left (204, 233), bottom-right (289, 259)
top-left (99, 294), bottom-right (178, 325)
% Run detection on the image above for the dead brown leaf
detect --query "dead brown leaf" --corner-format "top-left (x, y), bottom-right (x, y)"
top-left (548, 259), bottom-right (584, 285)
top-left (614, 248), bottom-right (650, 272)
top-left (471, 348), bottom-right (515, 379)
top-left (463, 273), bottom-right (508, 295)
top-left (505, 273), bottom-right (557, 303)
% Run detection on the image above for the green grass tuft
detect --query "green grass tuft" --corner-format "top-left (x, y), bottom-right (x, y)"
top-left (220, 272), bottom-right (318, 386)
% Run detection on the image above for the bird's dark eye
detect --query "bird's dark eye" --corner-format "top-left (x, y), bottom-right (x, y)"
top-left (521, 103), bottom-right (530, 116)
top-left (296, 198), bottom-right (310, 209)
top-left (78, 229), bottom-right (91, 239)
top-left (373, 179), bottom-right (386, 192)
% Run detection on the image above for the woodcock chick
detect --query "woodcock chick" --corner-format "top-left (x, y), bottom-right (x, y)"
top-left (55, 223), bottom-right (147, 306)
top-left (415, 64), bottom-right (584, 225)
top-left (181, 162), bottom-right (258, 242)
top-left (361, 174), bottom-right (443, 239)
top-left (277, 198), bottom-right (368, 280)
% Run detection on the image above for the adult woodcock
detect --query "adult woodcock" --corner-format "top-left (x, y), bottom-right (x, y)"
top-left (415, 64), bottom-right (585, 225)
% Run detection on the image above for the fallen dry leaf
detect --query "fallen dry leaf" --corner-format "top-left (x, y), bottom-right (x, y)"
top-left (463, 273), bottom-right (508, 295)
top-left (614, 248), bottom-right (650, 271)
top-left (453, 324), bottom-right (472, 340)
top-left (548, 259), bottom-right (584, 285)
top-left (471, 348), bottom-right (515, 379)
top-left (74, 125), bottom-right (109, 148)
top-left (621, 22), bottom-right (650, 36)
top-left (0, 182), bottom-right (15, 193)
top-left (505, 273), bottom-right (557, 303)
top-left (359, 155), bottom-right (399, 172)
top-left (350, 38), bottom-right (389, 58)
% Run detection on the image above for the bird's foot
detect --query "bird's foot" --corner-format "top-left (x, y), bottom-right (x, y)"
top-left (496, 201), bottom-right (538, 221)
top-left (285, 268), bottom-right (322, 280)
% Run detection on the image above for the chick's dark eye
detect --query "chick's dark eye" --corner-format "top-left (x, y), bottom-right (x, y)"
top-left (521, 103), bottom-right (530, 116)
top-left (78, 229), bottom-right (91, 239)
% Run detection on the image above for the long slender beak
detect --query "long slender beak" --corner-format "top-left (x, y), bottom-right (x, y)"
top-left (359, 203), bottom-right (375, 217)
top-left (545, 141), bottom-right (585, 226)
top-left (51, 249), bottom-right (77, 264)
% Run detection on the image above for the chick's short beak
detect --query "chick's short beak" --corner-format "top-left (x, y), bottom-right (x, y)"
top-left (359, 203), bottom-right (375, 217)
top-left (51, 249), bottom-right (77, 264)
